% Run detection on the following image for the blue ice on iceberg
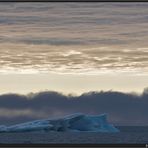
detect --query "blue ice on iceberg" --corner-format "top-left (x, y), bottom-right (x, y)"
top-left (0, 113), bottom-right (119, 133)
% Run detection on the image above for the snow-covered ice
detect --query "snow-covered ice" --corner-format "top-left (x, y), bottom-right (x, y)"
top-left (0, 113), bottom-right (119, 133)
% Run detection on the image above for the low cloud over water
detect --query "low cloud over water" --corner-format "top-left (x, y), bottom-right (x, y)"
top-left (0, 89), bottom-right (148, 126)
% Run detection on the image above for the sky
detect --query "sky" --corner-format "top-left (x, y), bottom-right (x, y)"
top-left (0, 3), bottom-right (148, 95)
top-left (0, 3), bottom-right (148, 125)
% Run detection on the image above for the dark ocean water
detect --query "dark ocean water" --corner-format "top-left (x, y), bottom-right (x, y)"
top-left (0, 126), bottom-right (148, 144)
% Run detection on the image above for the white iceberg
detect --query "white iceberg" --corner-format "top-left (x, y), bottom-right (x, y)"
top-left (0, 113), bottom-right (119, 133)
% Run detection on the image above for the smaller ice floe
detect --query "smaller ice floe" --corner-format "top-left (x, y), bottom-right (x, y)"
top-left (0, 113), bottom-right (119, 133)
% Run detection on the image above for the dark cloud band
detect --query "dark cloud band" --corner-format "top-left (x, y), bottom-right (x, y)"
top-left (0, 89), bottom-right (148, 126)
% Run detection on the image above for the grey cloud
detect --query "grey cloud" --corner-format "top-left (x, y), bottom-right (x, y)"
top-left (88, 38), bottom-right (129, 45)
top-left (1, 3), bottom-right (148, 46)
top-left (0, 37), bottom-right (127, 46)
top-left (119, 31), bottom-right (148, 37)
top-left (1, 3), bottom-right (148, 74)
top-left (0, 90), bottom-right (148, 126)
top-left (17, 38), bottom-right (83, 46)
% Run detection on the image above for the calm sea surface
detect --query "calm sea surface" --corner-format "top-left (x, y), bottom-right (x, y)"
top-left (0, 126), bottom-right (148, 144)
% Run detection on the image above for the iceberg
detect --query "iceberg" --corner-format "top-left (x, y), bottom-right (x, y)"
top-left (0, 113), bottom-right (119, 133)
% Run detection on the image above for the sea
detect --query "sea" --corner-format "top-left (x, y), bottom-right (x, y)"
top-left (0, 126), bottom-right (148, 144)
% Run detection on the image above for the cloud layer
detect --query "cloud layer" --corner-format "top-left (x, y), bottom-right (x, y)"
top-left (0, 89), bottom-right (148, 126)
top-left (0, 3), bottom-right (148, 74)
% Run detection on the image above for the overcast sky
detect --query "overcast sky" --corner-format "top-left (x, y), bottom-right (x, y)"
top-left (0, 3), bottom-right (148, 94)
top-left (1, 3), bottom-right (148, 75)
